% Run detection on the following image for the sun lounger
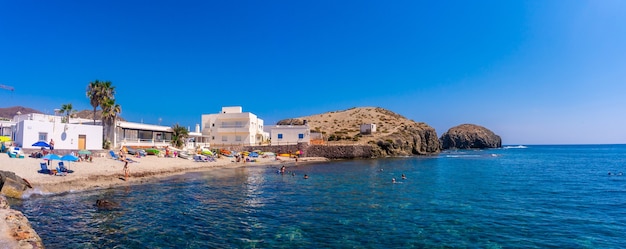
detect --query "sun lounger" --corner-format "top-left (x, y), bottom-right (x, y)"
top-left (38, 162), bottom-right (51, 174)
top-left (109, 150), bottom-right (121, 160)
top-left (58, 162), bottom-right (73, 173)
top-left (55, 167), bottom-right (67, 176)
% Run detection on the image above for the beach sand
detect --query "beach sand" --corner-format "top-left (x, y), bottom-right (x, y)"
top-left (1, 153), bottom-right (329, 197)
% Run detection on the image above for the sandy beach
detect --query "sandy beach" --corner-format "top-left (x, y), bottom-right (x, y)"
top-left (1, 153), bottom-right (329, 197)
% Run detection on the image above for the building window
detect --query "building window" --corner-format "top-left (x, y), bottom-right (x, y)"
top-left (236, 136), bottom-right (242, 142)
top-left (212, 136), bottom-right (215, 140)
top-left (222, 136), bottom-right (227, 142)
top-left (38, 132), bottom-right (47, 141)
top-left (278, 134), bottom-right (283, 139)
top-left (298, 133), bottom-right (304, 139)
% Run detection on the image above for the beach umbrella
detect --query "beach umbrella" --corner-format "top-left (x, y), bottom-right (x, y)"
top-left (61, 154), bottom-right (79, 170)
top-left (61, 154), bottom-right (79, 162)
top-left (42, 154), bottom-right (61, 161)
top-left (78, 150), bottom-right (92, 155)
top-left (32, 141), bottom-right (51, 148)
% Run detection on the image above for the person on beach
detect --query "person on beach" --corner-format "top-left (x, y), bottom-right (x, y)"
top-left (123, 160), bottom-right (130, 181)
top-left (49, 139), bottom-right (55, 151)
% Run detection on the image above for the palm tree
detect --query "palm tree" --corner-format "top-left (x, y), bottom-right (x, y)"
top-left (171, 124), bottom-right (189, 149)
top-left (101, 98), bottom-right (121, 146)
top-left (86, 80), bottom-right (115, 125)
top-left (60, 103), bottom-right (73, 123)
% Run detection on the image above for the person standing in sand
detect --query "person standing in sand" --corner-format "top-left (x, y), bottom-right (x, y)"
top-left (49, 139), bottom-right (55, 152)
top-left (123, 159), bottom-right (130, 181)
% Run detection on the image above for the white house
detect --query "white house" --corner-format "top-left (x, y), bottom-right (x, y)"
top-left (360, 123), bottom-right (377, 134)
top-left (201, 106), bottom-right (267, 146)
top-left (115, 121), bottom-right (209, 150)
top-left (265, 124), bottom-right (310, 145)
top-left (13, 113), bottom-right (103, 150)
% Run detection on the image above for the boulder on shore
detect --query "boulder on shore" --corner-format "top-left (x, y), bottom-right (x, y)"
top-left (440, 124), bottom-right (502, 149)
top-left (0, 171), bottom-right (32, 199)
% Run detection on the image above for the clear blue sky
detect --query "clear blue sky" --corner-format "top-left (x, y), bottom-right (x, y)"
top-left (1, 1), bottom-right (625, 145)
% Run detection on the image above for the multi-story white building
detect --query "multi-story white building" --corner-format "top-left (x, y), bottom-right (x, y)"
top-left (201, 106), bottom-right (268, 146)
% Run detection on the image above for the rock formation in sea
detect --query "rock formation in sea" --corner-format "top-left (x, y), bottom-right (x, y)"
top-left (277, 107), bottom-right (440, 157)
top-left (0, 196), bottom-right (44, 248)
top-left (439, 124), bottom-right (502, 149)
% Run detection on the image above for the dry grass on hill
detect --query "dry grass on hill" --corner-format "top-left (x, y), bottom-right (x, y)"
top-left (281, 107), bottom-right (430, 145)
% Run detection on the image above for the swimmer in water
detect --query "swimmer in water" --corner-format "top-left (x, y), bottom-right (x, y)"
top-left (392, 178), bottom-right (396, 183)
top-left (304, 174), bottom-right (309, 179)
top-left (401, 174), bottom-right (406, 180)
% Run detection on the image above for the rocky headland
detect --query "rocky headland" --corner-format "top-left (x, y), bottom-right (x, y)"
top-left (278, 107), bottom-right (440, 158)
top-left (439, 124), bottom-right (502, 149)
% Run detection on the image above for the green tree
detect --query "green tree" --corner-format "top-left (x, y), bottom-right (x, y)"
top-left (86, 80), bottom-right (115, 125)
top-left (60, 103), bottom-right (73, 123)
top-left (101, 98), bottom-right (121, 146)
top-left (171, 123), bottom-right (189, 149)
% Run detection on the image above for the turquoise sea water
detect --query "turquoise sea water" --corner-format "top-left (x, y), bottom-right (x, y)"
top-left (9, 145), bottom-right (626, 248)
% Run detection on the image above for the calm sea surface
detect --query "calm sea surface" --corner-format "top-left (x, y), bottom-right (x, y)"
top-left (9, 145), bottom-right (626, 248)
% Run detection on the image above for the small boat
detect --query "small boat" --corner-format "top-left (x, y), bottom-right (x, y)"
top-left (145, 148), bottom-right (160, 155)
top-left (178, 151), bottom-right (191, 159)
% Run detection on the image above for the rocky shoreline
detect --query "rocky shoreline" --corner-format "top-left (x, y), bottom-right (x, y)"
top-left (0, 196), bottom-right (44, 248)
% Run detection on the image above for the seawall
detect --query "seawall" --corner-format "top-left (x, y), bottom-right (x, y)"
top-left (243, 144), bottom-right (375, 159)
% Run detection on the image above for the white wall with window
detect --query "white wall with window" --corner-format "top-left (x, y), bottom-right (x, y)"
top-left (268, 125), bottom-right (310, 145)
top-left (14, 116), bottom-right (103, 150)
top-left (201, 106), bottom-right (267, 146)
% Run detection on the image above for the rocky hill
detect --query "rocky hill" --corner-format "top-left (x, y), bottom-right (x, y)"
top-left (0, 106), bottom-right (124, 121)
top-left (278, 107), bottom-right (440, 156)
top-left (439, 124), bottom-right (502, 149)
top-left (0, 106), bottom-right (41, 120)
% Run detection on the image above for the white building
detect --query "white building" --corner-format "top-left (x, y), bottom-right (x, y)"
top-left (201, 106), bottom-right (268, 146)
top-left (12, 113), bottom-right (103, 150)
top-left (265, 124), bottom-right (310, 145)
top-left (360, 123), bottom-right (377, 134)
top-left (115, 121), bottom-right (209, 150)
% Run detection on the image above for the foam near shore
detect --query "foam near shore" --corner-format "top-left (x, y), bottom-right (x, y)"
top-left (1, 153), bottom-right (329, 197)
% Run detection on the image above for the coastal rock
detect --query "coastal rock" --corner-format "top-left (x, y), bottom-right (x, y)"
top-left (284, 107), bottom-right (440, 157)
top-left (439, 124), bottom-right (502, 149)
top-left (96, 199), bottom-right (120, 209)
top-left (0, 171), bottom-right (32, 199)
top-left (0, 196), bottom-right (44, 248)
top-left (371, 123), bottom-right (440, 157)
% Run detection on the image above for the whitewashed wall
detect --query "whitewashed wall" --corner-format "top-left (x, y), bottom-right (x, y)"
top-left (15, 120), bottom-right (103, 150)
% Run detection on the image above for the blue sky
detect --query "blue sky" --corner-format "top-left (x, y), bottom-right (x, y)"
top-left (1, 0), bottom-right (625, 145)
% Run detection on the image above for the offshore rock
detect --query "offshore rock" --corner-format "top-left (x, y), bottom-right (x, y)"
top-left (96, 199), bottom-right (120, 210)
top-left (0, 171), bottom-right (32, 199)
top-left (440, 124), bottom-right (502, 149)
top-left (0, 196), bottom-right (45, 248)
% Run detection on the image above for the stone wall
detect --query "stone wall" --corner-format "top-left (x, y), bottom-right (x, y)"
top-left (304, 145), bottom-right (374, 159)
top-left (243, 144), bottom-right (374, 159)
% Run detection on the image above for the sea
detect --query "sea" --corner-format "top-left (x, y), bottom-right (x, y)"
top-left (8, 144), bottom-right (626, 249)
